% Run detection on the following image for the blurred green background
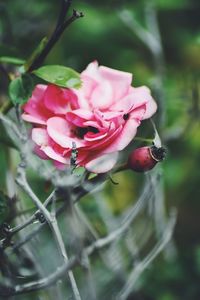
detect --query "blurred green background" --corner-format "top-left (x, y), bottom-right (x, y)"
top-left (0, 0), bottom-right (200, 299)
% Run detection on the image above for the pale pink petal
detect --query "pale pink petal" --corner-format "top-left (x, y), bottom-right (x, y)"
top-left (81, 74), bottom-right (98, 99)
top-left (90, 80), bottom-right (113, 110)
top-left (32, 128), bottom-right (48, 146)
top-left (110, 86), bottom-right (152, 112)
top-left (142, 96), bottom-right (157, 119)
top-left (32, 128), bottom-right (67, 163)
top-left (99, 66), bottom-right (132, 101)
top-left (81, 61), bottom-right (100, 79)
top-left (22, 113), bottom-right (46, 125)
top-left (129, 105), bottom-right (146, 122)
top-left (42, 146), bottom-right (68, 164)
top-left (85, 152), bottom-right (118, 173)
top-left (47, 117), bottom-right (85, 148)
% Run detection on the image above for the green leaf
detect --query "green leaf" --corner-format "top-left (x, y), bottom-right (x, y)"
top-left (9, 74), bottom-right (34, 105)
top-left (0, 191), bottom-right (9, 224)
top-left (0, 56), bottom-right (25, 65)
top-left (33, 65), bottom-right (82, 89)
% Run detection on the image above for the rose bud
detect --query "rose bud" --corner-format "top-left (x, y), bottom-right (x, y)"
top-left (128, 145), bottom-right (166, 172)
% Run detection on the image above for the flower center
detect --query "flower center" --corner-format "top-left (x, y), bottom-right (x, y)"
top-left (75, 126), bottom-right (99, 139)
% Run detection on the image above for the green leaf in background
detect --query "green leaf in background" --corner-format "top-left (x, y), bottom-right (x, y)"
top-left (0, 56), bottom-right (25, 65)
top-left (0, 191), bottom-right (9, 225)
top-left (9, 74), bottom-right (34, 105)
top-left (33, 65), bottom-right (82, 89)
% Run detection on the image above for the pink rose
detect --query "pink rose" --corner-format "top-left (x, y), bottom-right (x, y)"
top-left (22, 61), bottom-right (157, 173)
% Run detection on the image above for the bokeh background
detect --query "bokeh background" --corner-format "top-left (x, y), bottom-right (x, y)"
top-left (0, 0), bottom-right (200, 299)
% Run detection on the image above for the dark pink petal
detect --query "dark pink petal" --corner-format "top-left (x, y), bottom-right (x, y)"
top-left (44, 84), bottom-right (78, 114)
top-left (34, 145), bottom-right (49, 159)
top-left (22, 84), bottom-right (53, 124)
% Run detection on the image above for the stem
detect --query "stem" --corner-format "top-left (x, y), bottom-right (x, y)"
top-left (9, 190), bottom-right (56, 236)
top-left (117, 210), bottom-right (176, 300)
top-left (28, 7), bottom-right (83, 72)
top-left (16, 164), bottom-right (81, 300)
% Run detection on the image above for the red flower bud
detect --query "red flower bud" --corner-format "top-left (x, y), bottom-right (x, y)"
top-left (128, 145), bottom-right (166, 172)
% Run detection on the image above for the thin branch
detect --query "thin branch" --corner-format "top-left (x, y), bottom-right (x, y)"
top-left (14, 256), bottom-right (78, 295)
top-left (118, 9), bottom-right (161, 56)
top-left (28, 4), bottom-right (83, 72)
top-left (16, 163), bottom-right (81, 300)
top-left (0, 112), bottom-right (23, 140)
top-left (9, 189), bottom-right (56, 236)
top-left (2, 207), bottom-right (176, 297)
top-left (116, 210), bottom-right (177, 300)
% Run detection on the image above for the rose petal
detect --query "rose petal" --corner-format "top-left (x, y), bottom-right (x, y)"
top-left (81, 74), bottom-right (98, 99)
top-left (90, 80), bottom-right (113, 110)
top-left (66, 109), bottom-right (94, 127)
top-left (81, 61), bottom-right (100, 79)
top-left (22, 113), bottom-right (47, 125)
top-left (32, 127), bottom-right (49, 146)
top-left (34, 145), bottom-right (49, 159)
top-left (44, 84), bottom-right (77, 114)
top-left (32, 128), bottom-right (67, 163)
top-left (99, 65), bottom-right (132, 101)
top-left (42, 146), bottom-right (67, 164)
top-left (22, 84), bottom-right (53, 124)
top-left (102, 119), bottom-right (139, 153)
top-left (85, 152), bottom-right (118, 173)
top-left (47, 117), bottom-right (85, 148)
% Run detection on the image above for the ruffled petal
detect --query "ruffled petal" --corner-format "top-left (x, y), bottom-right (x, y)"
top-left (66, 109), bottom-right (94, 127)
top-left (102, 119), bottom-right (139, 153)
top-left (110, 86), bottom-right (152, 112)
